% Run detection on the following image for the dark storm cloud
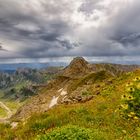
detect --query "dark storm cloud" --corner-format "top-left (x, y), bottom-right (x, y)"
top-left (0, 0), bottom-right (140, 63)
top-left (39, 33), bottom-right (59, 41)
top-left (0, 0), bottom-right (75, 58)
top-left (0, 43), bottom-right (3, 51)
top-left (0, 42), bottom-right (8, 51)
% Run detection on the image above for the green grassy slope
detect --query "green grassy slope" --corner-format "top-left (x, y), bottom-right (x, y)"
top-left (1, 70), bottom-right (140, 139)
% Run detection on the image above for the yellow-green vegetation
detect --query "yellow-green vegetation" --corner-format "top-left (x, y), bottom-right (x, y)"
top-left (36, 125), bottom-right (107, 140)
top-left (1, 70), bottom-right (140, 140)
top-left (0, 107), bottom-right (7, 118)
top-left (68, 71), bottom-right (111, 93)
top-left (3, 100), bottom-right (25, 114)
top-left (0, 97), bottom-right (26, 114)
top-left (118, 75), bottom-right (140, 122)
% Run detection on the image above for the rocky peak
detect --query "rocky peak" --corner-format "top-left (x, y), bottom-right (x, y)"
top-left (62, 57), bottom-right (90, 77)
top-left (69, 57), bottom-right (88, 67)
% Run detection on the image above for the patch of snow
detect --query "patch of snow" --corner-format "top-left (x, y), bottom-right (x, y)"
top-left (60, 90), bottom-right (68, 96)
top-left (62, 96), bottom-right (67, 101)
top-left (58, 88), bottom-right (63, 92)
top-left (49, 96), bottom-right (59, 108)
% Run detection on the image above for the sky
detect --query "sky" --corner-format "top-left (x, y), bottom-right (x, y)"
top-left (0, 0), bottom-right (140, 64)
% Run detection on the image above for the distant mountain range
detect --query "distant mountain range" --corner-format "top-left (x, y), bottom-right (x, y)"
top-left (0, 66), bottom-right (63, 102)
top-left (0, 62), bottom-right (67, 72)
top-left (1, 61), bottom-right (140, 72)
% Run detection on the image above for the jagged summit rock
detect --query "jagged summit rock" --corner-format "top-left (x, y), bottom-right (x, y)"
top-left (69, 57), bottom-right (88, 66)
top-left (62, 57), bottom-right (91, 77)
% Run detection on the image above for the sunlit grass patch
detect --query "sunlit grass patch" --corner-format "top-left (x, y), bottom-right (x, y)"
top-left (0, 107), bottom-right (7, 118)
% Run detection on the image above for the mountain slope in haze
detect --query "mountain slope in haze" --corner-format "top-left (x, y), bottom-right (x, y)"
top-left (1, 57), bottom-right (140, 140)
top-left (0, 67), bottom-right (62, 122)
top-left (0, 67), bottom-right (62, 96)
top-left (0, 67), bottom-right (62, 89)
top-left (0, 62), bottom-right (66, 71)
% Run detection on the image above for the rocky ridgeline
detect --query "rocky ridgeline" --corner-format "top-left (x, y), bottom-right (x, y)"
top-left (61, 57), bottom-right (140, 78)
top-left (61, 95), bottom-right (94, 104)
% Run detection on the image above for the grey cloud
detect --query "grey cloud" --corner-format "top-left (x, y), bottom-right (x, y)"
top-left (0, 42), bottom-right (8, 51)
top-left (78, 0), bottom-right (140, 57)
top-left (78, 0), bottom-right (101, 15)
top-left (0, 0), bottom-right (140, 63)
top-left (0, 0), bottom-right (74, 58)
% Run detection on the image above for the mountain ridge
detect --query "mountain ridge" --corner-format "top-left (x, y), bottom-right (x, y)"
top-left (11, 57), bottom-right (140, 121)
top-left (1, 57), bottom-right (140, 139)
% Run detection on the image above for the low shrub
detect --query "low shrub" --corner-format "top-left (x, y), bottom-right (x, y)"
top-left (36, 125), bottom-right (107, 140)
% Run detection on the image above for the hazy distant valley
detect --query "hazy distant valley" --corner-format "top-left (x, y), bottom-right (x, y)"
top-left (0, 66), bottom-right (62, 124)
top-left (0, 66), bottom-right (62, 97)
